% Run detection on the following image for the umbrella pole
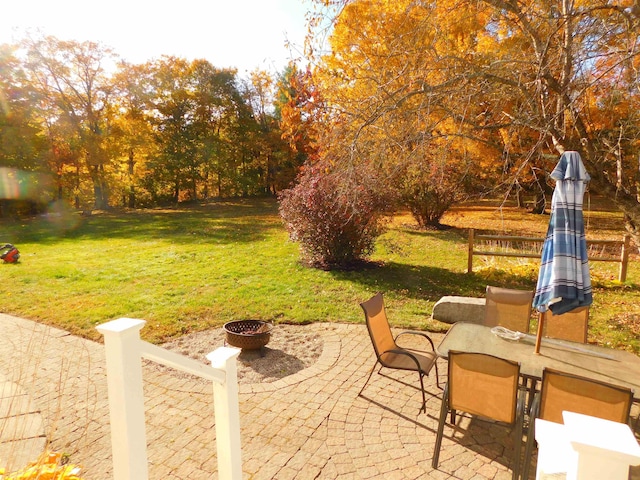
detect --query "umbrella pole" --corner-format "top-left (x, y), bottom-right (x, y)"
top-left (534, 311), bottom-right (544, 354)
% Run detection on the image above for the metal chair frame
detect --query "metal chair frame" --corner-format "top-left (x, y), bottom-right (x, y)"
top-left (432, 351), bottom-right (526, 480)
top-left (521, 367), bottom-right (634, 480)
top-left (359, 293), bottom-right (441, 414)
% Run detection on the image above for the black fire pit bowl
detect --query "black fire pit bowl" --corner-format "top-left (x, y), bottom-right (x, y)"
top-left (223, 320), bottom-right (273, 350)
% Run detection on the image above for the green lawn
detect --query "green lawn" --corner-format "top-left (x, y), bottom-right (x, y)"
top-left (1, 197), bottom-right (638, 353)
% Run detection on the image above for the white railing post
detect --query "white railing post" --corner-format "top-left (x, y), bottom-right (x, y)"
top-left (535, 411), bottom-right (640, 480)
top-left (98, 318), bottom-right (242, 480)
top-left (207, 347), bottom-right (243, 480)
top-left (96, 318), bottom-right (149, 480)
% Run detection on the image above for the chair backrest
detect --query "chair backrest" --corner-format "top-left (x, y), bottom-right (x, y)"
top-left (484, 286), bottom-right (534, 332)
top-left (540, 307), bottom-right (589, 343)
top-left (448, 351), bottom-right (521, 424)
top-left (360, 293), bottom-right (396, 360)
top-left (538, 368), bottom-right (633, 425)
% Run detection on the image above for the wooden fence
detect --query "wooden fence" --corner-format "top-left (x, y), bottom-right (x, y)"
top-left (467, 229), bottom-right (631, 282)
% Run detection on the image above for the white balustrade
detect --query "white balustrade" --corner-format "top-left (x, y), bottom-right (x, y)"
top-left (535, 411), bottom-right (640, 480)
top-left (97, 318), bottom-right (242, 480)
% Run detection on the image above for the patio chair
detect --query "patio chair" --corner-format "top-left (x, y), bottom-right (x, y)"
top-left (521, 368), bottom-right (633, 480)
top-left (432, 351), bottom-right (525, 480)
top-left (540, 306), bottom-right (589, 343)
top-left (484, 285), bottom-right (534, 333)
top-left (359, 293), bottom-right (441, 413)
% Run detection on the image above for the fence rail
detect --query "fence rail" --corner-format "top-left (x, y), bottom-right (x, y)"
top-left (97, 318), bottom-right (242, 480)
top-left (467, 229), bottom-right (631, 282)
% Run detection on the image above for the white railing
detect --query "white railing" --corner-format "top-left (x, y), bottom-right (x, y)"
top-left (97, 318), bottom-right (242, 480)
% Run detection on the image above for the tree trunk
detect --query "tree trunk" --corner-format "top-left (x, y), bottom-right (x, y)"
top-left (516, 187), bottom-right (525, 209)
top-left (191, 174), bottom-right (197, 201)
top-left (74, 162), bottom-right (81, 209)
top-left (173, 180), bottom-right (180, 203)
top-left (93, 183), bottom-right (105, 210)
top-left (202, 171), bottom-right (209, 199)
top-left (87, 161), bottom-right (109, 210)
top-left (531, 190), bottom-right (546, 215)
top-left (128, 148), bottom-right (136, 209)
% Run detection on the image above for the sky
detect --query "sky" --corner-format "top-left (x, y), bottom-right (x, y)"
top-left (1, 0), bottom-right (311, 75)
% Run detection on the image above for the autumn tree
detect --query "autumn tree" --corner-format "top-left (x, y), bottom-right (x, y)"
top-left (0, 45), bottom-right (52, 215)
top-left (22, 36), bottom-right (116, 210)
top-left (305, 0), bottom-right (489, 228)
top-left (276, 64), bottom-right (321, 162)
top-left (0, 45), bottom-right (46, 172)
top-left (239, 68), bottom-right (307, 196)
top-left (307, 0), bottom-right (640, 243)
top-left (472, 0), bottom-right (640, 233)
top-left (238, 70), bottom-right (276, 195)
top-left (2, 35), bottom-right (301, 210)
top-left (109, 62), bottom-right (158, 208)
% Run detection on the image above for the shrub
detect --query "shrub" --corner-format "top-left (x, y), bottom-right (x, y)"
top-left (401, 157), bottom-right (470, 229)
top-left (279, 162), bottom-right (391, 269)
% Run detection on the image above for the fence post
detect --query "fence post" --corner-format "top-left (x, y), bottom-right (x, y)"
top-left (619, 234), bottom-right (630, 282)
top-left (96, 318), bottom-right (149, 480)
top-left (467, 228), bottom-right (475, 273)
top-left (207, 347), bottom-right (242, 480)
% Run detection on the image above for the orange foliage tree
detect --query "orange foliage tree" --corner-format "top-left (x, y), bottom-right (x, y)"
top-left (305, 0), bottom-right (499, 227)
top-left (305, 0), bottom-right (640, 241)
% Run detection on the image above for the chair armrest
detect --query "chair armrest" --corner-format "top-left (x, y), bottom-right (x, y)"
top-left (395, 331), bottom-right (436, 351)
top-left (381, 348), bottom-right (425, 371)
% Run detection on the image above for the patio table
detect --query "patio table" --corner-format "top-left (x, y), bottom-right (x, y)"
top-left (436, 322), bottom-right (640, 401)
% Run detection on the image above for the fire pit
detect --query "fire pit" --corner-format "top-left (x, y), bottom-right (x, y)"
top-left (223, 320), bottom-right (273, 350)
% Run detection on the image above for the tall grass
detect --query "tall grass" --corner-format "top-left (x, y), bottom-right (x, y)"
top-left (0, 317), bottom-right (95, 478)
top-left (1, 197), bottom-right (638, 352)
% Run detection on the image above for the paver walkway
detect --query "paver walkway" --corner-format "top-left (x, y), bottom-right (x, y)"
top-left (0, 312), bottom-right (638, 479)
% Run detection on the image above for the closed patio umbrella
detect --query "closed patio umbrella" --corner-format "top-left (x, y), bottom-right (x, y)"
top-left (533, 151), bottom-right (593, 353)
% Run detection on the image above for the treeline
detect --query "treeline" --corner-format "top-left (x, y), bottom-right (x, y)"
top-left (4, 1), bottom-right (640, 269)
top-left (0, 36), bottom-right (307, 213)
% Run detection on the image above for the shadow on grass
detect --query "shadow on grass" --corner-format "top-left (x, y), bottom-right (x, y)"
top-left (4, 199), bottom-right (282, 245)
top-left (331, 261), bottom-right (531, 302)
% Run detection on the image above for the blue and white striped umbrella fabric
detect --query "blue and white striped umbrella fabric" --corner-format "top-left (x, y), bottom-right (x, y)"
top-left (532, 151), bottom-right (593, 315)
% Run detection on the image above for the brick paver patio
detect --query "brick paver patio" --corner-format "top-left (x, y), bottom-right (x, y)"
top-left (1, 313), bottom-right (638, 479)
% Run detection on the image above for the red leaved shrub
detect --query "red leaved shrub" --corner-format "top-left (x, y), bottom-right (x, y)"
top-left (279, 162), bottom-right (391, 269)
